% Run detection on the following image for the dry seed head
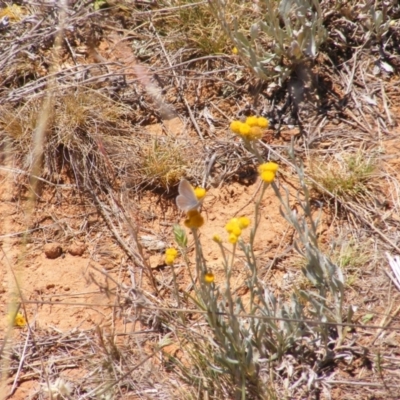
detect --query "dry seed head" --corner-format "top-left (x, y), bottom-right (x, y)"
top-left (184, 210), bottom-right (204, 229)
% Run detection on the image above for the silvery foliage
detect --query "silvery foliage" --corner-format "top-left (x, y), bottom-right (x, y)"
top-left (211, 0), bottom-right (327, 84)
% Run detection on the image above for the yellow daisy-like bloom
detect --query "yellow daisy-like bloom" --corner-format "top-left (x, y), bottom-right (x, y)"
top-left (225, 218), bottom-right (242, 236)
top-left (184, 210), bottom-right (204, 229)
top-left (165, 247), bottom-right (178, 265)
top-left (228, 233), bottom-right (239, 244)
top-left (204, 272), bottom-right (215, 283)
top-left (14, 312), bottom-right (26, 328)
top-left (238, 217), bottom-right (250, 229)
top-left (258, 162), bottom-right (279, 173)
top-left (260, 170), bottom-right (276, 183)
top-left (232, 47), bottom-right (238, 55)
top-left (230, 120), bottom-right (242, 134)
top-left (257, 117), bottom-right (269, 128)
top-left (212, 234), bottom-right (222, 243)
top-left (245, 116), bottom-right (258, 127)
top-left (194, 187), bottom-right (206, 200)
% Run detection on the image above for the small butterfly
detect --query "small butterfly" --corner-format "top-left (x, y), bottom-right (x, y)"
top-left (176, 179), bottom-right (202, 212)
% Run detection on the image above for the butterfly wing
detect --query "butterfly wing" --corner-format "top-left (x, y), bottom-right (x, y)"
top-left (176, 179), bottom-right (200, 211)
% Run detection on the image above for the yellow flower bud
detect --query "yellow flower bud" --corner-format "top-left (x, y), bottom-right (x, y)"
top-left (248, 126), bottom-right (263, 140)
top-left (228, 233), bottom-right (239, 244)
top-left (258, 162), bottom-right (279, 173)
top-left (257, 117), bottom-right (269, 128)
top-left (232, 47), bottom-right (238, 55)
top-left (212, 234), bottom-right (222, 243)
top-left (165, 255), bottom-right (175, 265)
top-left (194, 187), bottom-right (206, 200)
top-left (225, 218), bottom-right (242, 236)
top-left (14, 312), bottom-right (26, 328)
top-left (204, 272), bottom-right (215, 283)
top-left (165, 248), bottom-right (178, 265)
top-left (260, 170), bottom-right (276, 183)
top-left (238, 217), bottom-right (250, 229)
top-left (165, 248), bottom-right (178, 257)
top-left (239, 123), bottom-right (251, 136)
top-left (245, 116), bottom-right (258, 127)
top-left (230, 120), bottom-right (242, 134)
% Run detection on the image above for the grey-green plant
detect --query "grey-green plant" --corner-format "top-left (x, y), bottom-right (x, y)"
top-left (169, 137), bottom-right (348, 398)
top-left (210, 0), bottom-right (327, 84)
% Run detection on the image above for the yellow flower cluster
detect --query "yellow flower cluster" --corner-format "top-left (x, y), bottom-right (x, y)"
top-left (230, 116), bottom-right (269, 141)
top-left (258, 162), bottom-right (279, 183)
top-left (165, 248), bottom-right (178, 266)
top-left (225, 216), bottom-right (250, 244)
top-left (184, 209), bottom-right (204, 229)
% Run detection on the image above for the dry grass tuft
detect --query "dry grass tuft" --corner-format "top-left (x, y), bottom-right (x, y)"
top-left (309, 150), bottom-right (379, 202)
top-left (138, 137), bottom-right (189, 189)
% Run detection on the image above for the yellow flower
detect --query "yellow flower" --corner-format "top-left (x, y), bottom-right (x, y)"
top-left (258, 162), bottom-right (279, 182)
top-left (245, 116), bottom-right (259, 127)
top-left (204, 272), bottom-right (215, 283)
top-left (260, 170), bottom-right (276, 183)
top-left (166, 248), bottom-right (178, 257)
top-left (14, 312), bottom-right (26, 328)
top-left (212, 234), bottom-right (222, 243)
top-left (194, 187), bottom-right (206, 200)
top-left (232, 47), bottom-right (238, 55)
top-left (225, 218), bottom-right (242, 236)
top-left (165, 255), bottom-right (175, 265)
top-left (239, 123), bottom-right (251, 136)
top-left (258, 162), bottom-right (279, 173)
top-left (184, 210), bottom-right (204, 229)
top-left (165, 247), bottom-right (178, 265)
top-left (248, 126), bottom-right (263, 140)
top-left (230, 120), bottom-right (242, 134)
top-left (228, 233), bottom-right (239, 244)
top-left (257, 117), bottom-right (269, 128)
top-left (238, 217), bottom-right (250, 229)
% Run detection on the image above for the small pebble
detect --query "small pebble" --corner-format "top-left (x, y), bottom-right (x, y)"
top-left (68, 242), bottom-right (86, 256)
top-left (43, 243), bottom-right (62, 259)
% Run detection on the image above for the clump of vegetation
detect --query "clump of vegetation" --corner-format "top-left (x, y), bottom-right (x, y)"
top-left (309, 151), bottom-right (378, 201)
top-left (138, 137), bottom-right (190, 189)
top-left (162, 118), bottom-right (347, 398)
